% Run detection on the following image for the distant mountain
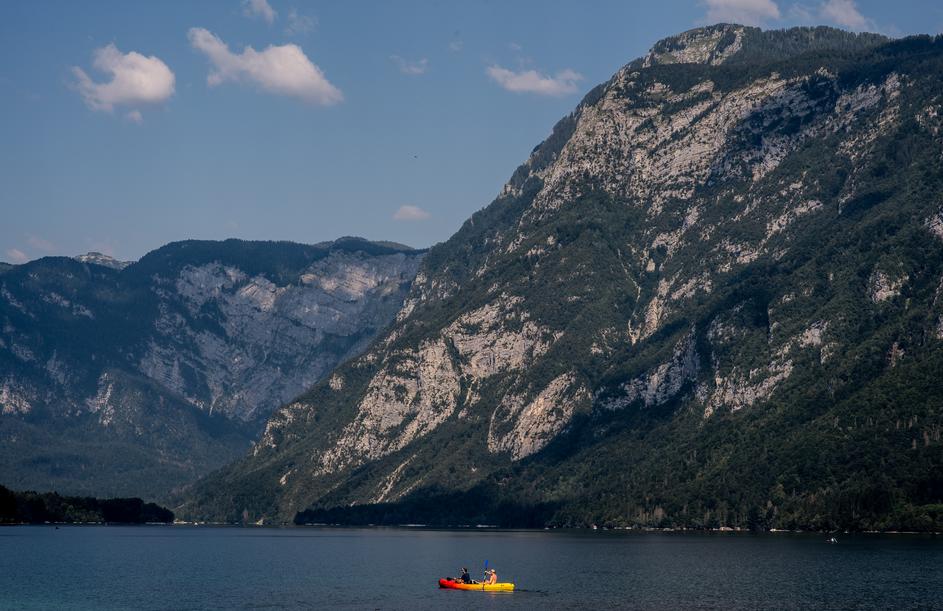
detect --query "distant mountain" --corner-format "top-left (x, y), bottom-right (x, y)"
top-left (74, 252), bottom-right (131, 270)
top-left (0, 237), bottom-right (423, 499)
top-left (185, 26), bottom-right (943, 531)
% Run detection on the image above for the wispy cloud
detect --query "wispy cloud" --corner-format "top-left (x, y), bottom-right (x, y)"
top-left (393, 205), bottom-right (430, 221)
top-left (819, 0), bottom-right (871, 30)
top-left (786, 3), bottom-right (815, 21)
top-left (285, 9), bottom-right (317, 36)
top-left (390, 55), bottom-right (429, 76)
top-left (188, 27), bottom-right (343, 105)
top-left (486, 65), bottom-right (583, 96)
top-left (243, 0), bottom-right (277, 24)
top-left (5, 248), bottom-right (29, 264)
top-left (788, 1), bottom-right (878, 32)
top-left (72, 44), bottom-right (175, 118)
top-left (701, 0), bottom-right (781, 26)
top-left (26, 234), bottom-right (56, 253)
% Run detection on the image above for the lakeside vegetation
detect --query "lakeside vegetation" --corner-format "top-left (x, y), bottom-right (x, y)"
top-left (0, 484), bottom-right (173, 524)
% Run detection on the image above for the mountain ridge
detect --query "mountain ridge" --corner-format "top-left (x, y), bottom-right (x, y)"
top-left (0, 237), bottom-right (424, 499)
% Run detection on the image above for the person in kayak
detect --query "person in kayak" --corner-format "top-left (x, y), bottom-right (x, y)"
top-left (487, 569), bottom-right (498, 585)
top-left (460, 567), bottom-right (473, 584)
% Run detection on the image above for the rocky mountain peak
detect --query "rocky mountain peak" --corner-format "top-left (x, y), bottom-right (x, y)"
top-left (644, 24), bottom-right (750, 67)
top-left (642, 24), bottom-right (889, 69)
top-left (74, 251), bottom-right (132, 270)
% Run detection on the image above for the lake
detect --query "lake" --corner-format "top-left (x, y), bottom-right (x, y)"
top-left (1, 526), bottom-right (940, 609)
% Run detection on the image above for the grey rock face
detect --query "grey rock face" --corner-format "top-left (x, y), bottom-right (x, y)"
top-left (643, 24), bottom-right (747, 67)
top-left (139, 251), bottom-right (421, 420)
top-left (0, 239), bottom-right (423, 497)
top-left (601, 329), bottom-right (699, 410)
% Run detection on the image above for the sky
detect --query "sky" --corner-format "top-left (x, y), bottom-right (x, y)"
top-left (1, 0), bottom-right (941, 263)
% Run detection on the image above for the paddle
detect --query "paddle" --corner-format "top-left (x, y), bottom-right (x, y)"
top-left (483, 559), bottom-right (488, 589)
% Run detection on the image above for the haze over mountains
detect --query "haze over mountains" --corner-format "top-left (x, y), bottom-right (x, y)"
top-left (181, 25), bottom-right (943, 531)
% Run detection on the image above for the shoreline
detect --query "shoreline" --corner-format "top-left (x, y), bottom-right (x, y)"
top-left (3, 521), bottom-right (940, 535)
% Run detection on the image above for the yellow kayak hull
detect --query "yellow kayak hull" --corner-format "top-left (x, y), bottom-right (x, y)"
top-left (439, 578), bottom-right (515, 591)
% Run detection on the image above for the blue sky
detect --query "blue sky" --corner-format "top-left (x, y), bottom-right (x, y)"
top-left (1, 0), bottom-right (941, 262)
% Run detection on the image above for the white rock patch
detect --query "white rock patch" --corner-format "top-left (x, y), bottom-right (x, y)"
top-left (488, 373), bottom-right (588, 460)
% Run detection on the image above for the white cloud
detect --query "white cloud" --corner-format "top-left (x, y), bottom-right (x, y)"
top-left (285, 9), bottom-right (316, 36)
top-left (819, 0), bottom-right (870, 30)
top-left (393, 205), bottom-right (430, 221)
top-left (390, 55), bottom-right (429, 76)
top-left (72, 44), bottom-right (175, 115)
top-left (486, 65), bottom-right (583, 96)
top-left (243, 0), bottom-right (277, 24)
top-left (702, 0), bottom-right (781, 26)
top-left (508, 42), bottom-right (523, 52)
top-left (126, 110), bottom-right (143, 123)
top-left (188, 27), bottom-right (343, 105)
top-left (5, 248), bottom-right (29, 264)
top-left (26, 234), bottom-right (56, 253)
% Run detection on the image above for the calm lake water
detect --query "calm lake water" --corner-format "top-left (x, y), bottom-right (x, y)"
top-left (1, 526), bottom-right (941, 610)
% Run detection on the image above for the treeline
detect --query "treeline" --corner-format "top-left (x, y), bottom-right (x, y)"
top-left (0, 484), bottom-right (173, 524)
top-left (295, 485), bottom-right (558, 528)
top-left (293, 484), bottom-right (943, 532)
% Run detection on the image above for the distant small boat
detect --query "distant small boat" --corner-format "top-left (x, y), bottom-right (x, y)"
top-left (827, 537), bottom-right (838, 544)
top-left (438, 578), bottom-right (515, 592)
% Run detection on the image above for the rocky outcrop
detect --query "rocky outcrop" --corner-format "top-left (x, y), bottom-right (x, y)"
top-left (704, 350), bottom-right (794, 418)
top-left (602, 330), bottom-right (699, 409)
top-left (644, 25), bottom-right (746, 67)
top-left (0, 378), bottom-right (33, 415)
top-left (317, 338), bottom-right (461, 474)
top-left (926, 209), bottom-right (943, 241)
top-left (74, 252), bottom-right (131, 270)
top-left (445, 296), bottom-right (556, 380)
top-left (489, 373), bottom-right (590, 460)
top-left (869, 269), bottom-right (907, 303)
top-left (261, 295), bottom-right (561, 471)
top-left (140, 250), bottom-right (421, 420)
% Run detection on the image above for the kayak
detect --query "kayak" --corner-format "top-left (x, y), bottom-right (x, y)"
top-left (438, 578), bottom-right (515, 591)
top-left (438, 578), bottom-right (515, 592)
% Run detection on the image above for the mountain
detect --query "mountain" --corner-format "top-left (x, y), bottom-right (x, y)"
top-left (186, 25), bottom-right (941, 531)
top-left (74, 252), bottom-right (131, 270)
top-left (0, 237), bottom-right (423, 499)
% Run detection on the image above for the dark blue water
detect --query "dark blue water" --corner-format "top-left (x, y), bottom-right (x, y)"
top-left (1, 526), bottom-right (941, 610)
